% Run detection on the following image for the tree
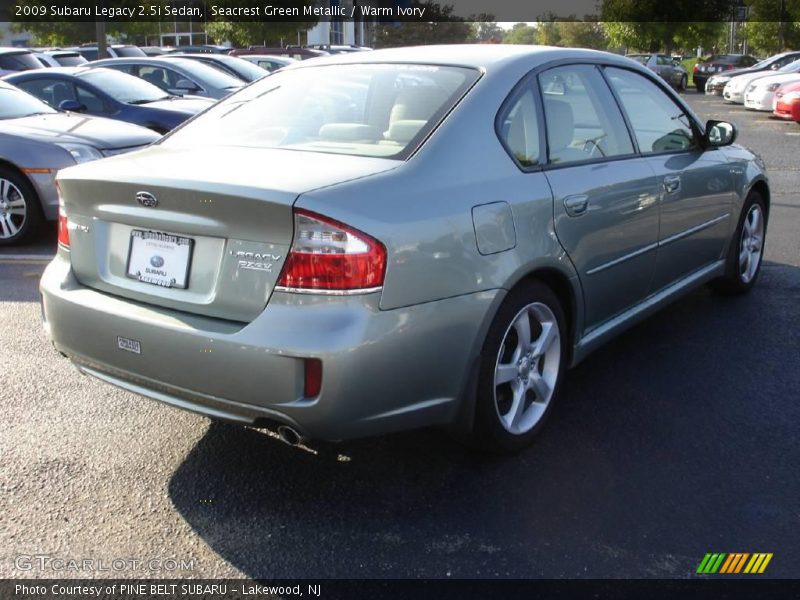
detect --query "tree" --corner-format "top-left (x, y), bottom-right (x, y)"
top-left (503, 23), bottom-right (538, 45)
top-left (555, 20), bottom-right (608, 50)
top-left (741, 0), bottom-right (800, 54)
top-left (374, 2), bottom-right (474, 48)
top-left (601, 0), bottom-right (735, 53)
top-left (472, 16), bottom-right (504, 43)
top-left (204, 22), bottom-right (316, 47)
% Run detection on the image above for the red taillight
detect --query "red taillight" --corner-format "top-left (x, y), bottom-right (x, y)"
top-left (693, 64), bottom-right (699, 73)
top-left (725, 64), bottom-right (735, 70)
top-left (304, 358), bottom-right (322, 398)
top-left (277, 209), bottom-right (386, 292)
top-left (57, 207), bottom-right (70, 247)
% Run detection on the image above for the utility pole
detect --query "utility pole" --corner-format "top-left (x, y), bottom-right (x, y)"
top-left (95, 21), bottom-right (107, 59)
top-left (779, 0), bottom-right (786, 50)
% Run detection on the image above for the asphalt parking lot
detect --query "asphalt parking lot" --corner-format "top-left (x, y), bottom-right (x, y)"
top-left (1, 90), bottom-right (798, 580)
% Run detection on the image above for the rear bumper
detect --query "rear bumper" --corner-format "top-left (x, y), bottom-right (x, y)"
top-left (41, 254), bottom-right (501, 441)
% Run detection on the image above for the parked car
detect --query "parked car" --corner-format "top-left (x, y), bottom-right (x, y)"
top-left (723, 58), bottom-right (800, 104)
top-left (705, 51), bottom-right (800, 95)
top-left (89, 57), bottom-right (244, 99)
top-left (239, 54), bottom-right (297, 72)
top-left (140, 46), bottom-right (171, 57)
top-left (0, 48), bottom-right (43, 76)
top-left (71, 44), bottom-right (147, 61)
top-left (693, 54), bottom-right (758, 91)
top-left (626, 53), bottom-right (688, 90)
top-left (164, 53), bottom-right (268, 82)
top-left (32, 50), bottom-right (88, 68)
top-left (773, 81), bottom-right (800, 122)
top-left (43, 46), bottom-right (768, 453)
top-left (0, 80), bottom-right (158, 245)
top-left (743, 70), bottom-right (800, 111)
top-left (230, 47), bottom-right (329, 60)
top-left (305, 44), bottom-right (372, 54)
top-left (4, 67), bottom-right (214, 134)
top-left (170, 45), bottom-right (231, 55)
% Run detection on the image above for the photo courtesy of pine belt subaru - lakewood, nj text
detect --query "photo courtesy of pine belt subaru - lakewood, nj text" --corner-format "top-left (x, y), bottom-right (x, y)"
top-left (40, 46), bottom-right (770, 453)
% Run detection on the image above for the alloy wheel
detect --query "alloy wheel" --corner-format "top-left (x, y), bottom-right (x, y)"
top-left (493, 302), bottom-right (561, 435)
top-left (0, 178), bottom-right (27, 241)
top-left (739, 203), bottom-right (764, 283)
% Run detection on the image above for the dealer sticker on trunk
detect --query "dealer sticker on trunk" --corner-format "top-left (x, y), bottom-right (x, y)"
top-left (117, 336), bottom-right (141, 355)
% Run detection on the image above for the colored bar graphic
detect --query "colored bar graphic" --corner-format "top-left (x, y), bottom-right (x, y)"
top-left (697, 552), bottom-right (772, 575)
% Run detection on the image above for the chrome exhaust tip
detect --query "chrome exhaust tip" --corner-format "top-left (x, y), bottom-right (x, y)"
top-left (277, 425), bottom-right (303, 447)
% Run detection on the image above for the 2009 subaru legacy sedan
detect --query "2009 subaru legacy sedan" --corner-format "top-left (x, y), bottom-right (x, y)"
top-left (41, 46), bottom-right (769, 453)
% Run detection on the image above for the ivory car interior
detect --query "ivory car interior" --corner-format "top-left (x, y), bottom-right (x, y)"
top-left (40, 46), bottom-right (769, 453)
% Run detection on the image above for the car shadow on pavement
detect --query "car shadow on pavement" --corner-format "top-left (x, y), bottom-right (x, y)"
top-left (167, 261), bottom-right (800, 579)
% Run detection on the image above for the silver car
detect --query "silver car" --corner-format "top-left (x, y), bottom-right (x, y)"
top-left (0, 81), bottom-right (159, 245)
top-left (626, 53), bottom-right (688, 91)
top-left (41, 46), bottom-right (769, 453)
top-left (89, 57), bottom-right (244, 99)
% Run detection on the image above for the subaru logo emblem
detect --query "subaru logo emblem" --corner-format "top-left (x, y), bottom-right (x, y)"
top-left (150, 255), bottom-right (165, 268)
top-left (136, 191), bottom-right (158, 208)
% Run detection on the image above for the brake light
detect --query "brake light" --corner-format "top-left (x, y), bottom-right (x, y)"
top-left (57, 207), bottom-right (70, 247)
top-left (277, 209), bottom-right (386, 292)
top-left (693, 64), bottom-right (699, 73)
top-left (725, 64), bottom-right (735, 70)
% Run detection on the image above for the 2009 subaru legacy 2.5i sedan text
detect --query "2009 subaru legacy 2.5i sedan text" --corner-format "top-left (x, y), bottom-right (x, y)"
top-left (41, 46), bottom-right (769, 453)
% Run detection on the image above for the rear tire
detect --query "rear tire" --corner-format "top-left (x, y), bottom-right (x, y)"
top-left (711, 190), bottom-right (767, 295)
top-left (695, 82), bottom-right (704, 93)
top-left (0, 167), bottom-right (43, 247)
top-left (466, 281), bottom-right (567, 454)
top-left (679, 75), bottom-right (688, 92)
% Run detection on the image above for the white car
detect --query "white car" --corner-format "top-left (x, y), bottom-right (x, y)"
top-left (744, 72), bottom-right (800, 111)
top-left (723, 58), bottom-right (800, 103)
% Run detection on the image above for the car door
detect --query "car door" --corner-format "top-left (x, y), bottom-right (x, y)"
top-left (604, 66), bottom-right (734, 292)
top-left (539, 64), bottom-right (662, 332)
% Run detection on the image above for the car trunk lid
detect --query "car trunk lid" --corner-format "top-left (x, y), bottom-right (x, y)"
top-left (57, 145), bottom-right (399, 322)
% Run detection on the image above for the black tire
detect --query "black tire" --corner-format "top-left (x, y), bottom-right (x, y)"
top-left (711, 190), bottom-right (767, 295)
top-left (679, 75), bottom-right (688, 92)
top-left (0, 166), bottom-right (43, 246)
top-left (466, 280), bottom-right (567, 454)
top-left (695, 82), bottom-right (704, 93)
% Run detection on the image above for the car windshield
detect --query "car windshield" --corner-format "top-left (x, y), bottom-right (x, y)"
top-left (627, 55), bottom-right (650, 64)
top-left (0, 51), bottom-right (42, 71)
top-left (0, 85), bottom-right (57, 119)
top-left (174, 60), bottom-right (244, 89)
top-left (78, 69), bottom-right (169, 103)
top-left (162, 63), bottom-right (479, 159)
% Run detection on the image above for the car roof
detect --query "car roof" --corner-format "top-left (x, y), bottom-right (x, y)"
top-left (6, 65), bottom-right (98, 77)
top-left (289, 44), bottom-right (631, 73)
top-left (0, 48), bottom-right (33, 55)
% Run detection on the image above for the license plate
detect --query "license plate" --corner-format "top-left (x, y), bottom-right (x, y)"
top-left (126, 230), bottom-right (193, 289)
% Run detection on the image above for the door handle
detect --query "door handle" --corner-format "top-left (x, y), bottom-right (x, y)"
top-left (663, 175), bottom-right (681, 194)
top-left (564, 194), bottom-right (589, 217)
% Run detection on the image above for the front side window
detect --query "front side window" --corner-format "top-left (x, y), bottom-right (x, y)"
top-left (605, 67), bottom-right (698, 154)
top-left (538, 65), bottom-right (634, 165)
top-left (162, 63), bottom-right (480, 159)
top-left (0, 85), bottom-right (57, 119)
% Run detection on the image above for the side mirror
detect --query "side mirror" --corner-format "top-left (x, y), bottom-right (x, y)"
top-left (705, 120), bottom-right (737, 147)
top-left (58, 99), bottom-right (85, 112)
top-left (174, 79), bottom-right (199, 92)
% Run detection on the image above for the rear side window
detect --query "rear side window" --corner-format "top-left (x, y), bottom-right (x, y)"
top-left (538, 65), bottom-right (634, 165)
top-left (605, 67), bottom-right (698, 154)
top-left (498, 88), bottom-right (540, 167)
top-left (0, 52), bottom-right (42, 71)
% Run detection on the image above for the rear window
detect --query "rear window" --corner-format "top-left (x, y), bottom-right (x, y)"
top-left (627, 55), bottom-right (650, 65)
top-left (162, 63), bottom-right (479, 159)
top-left (55, 53), bottom-right (87, 66)
top-left (0, 52), bottom-right (42, 72)
top-left (113, 46), bottom-right (146, 58)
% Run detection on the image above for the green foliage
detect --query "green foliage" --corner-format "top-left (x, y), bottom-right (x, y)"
top-left (503, 23), bottom-right (538, 45)
top-left (374, 2), bottom-right (475, 48)
top-left (742, 0), bottom-right (800, 54)
top-left (203, 21), bottom-right (316, 47)
top-left (472, 17), bottom-right (504, 43)
top-left (554, 21), bottom-right (608, 50)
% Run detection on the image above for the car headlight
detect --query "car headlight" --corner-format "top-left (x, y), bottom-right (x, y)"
top-left (55, 143), bottom-right (103, 164)
top-left (767, 83), bottom-right (782, 92)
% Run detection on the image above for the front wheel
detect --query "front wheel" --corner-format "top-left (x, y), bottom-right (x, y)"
top-left (0, 167), bottom-right (42, 246)
top-left (467, 281), bottom-right (567, 454)
top-left (711, 191), bottom-right (767, 294)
